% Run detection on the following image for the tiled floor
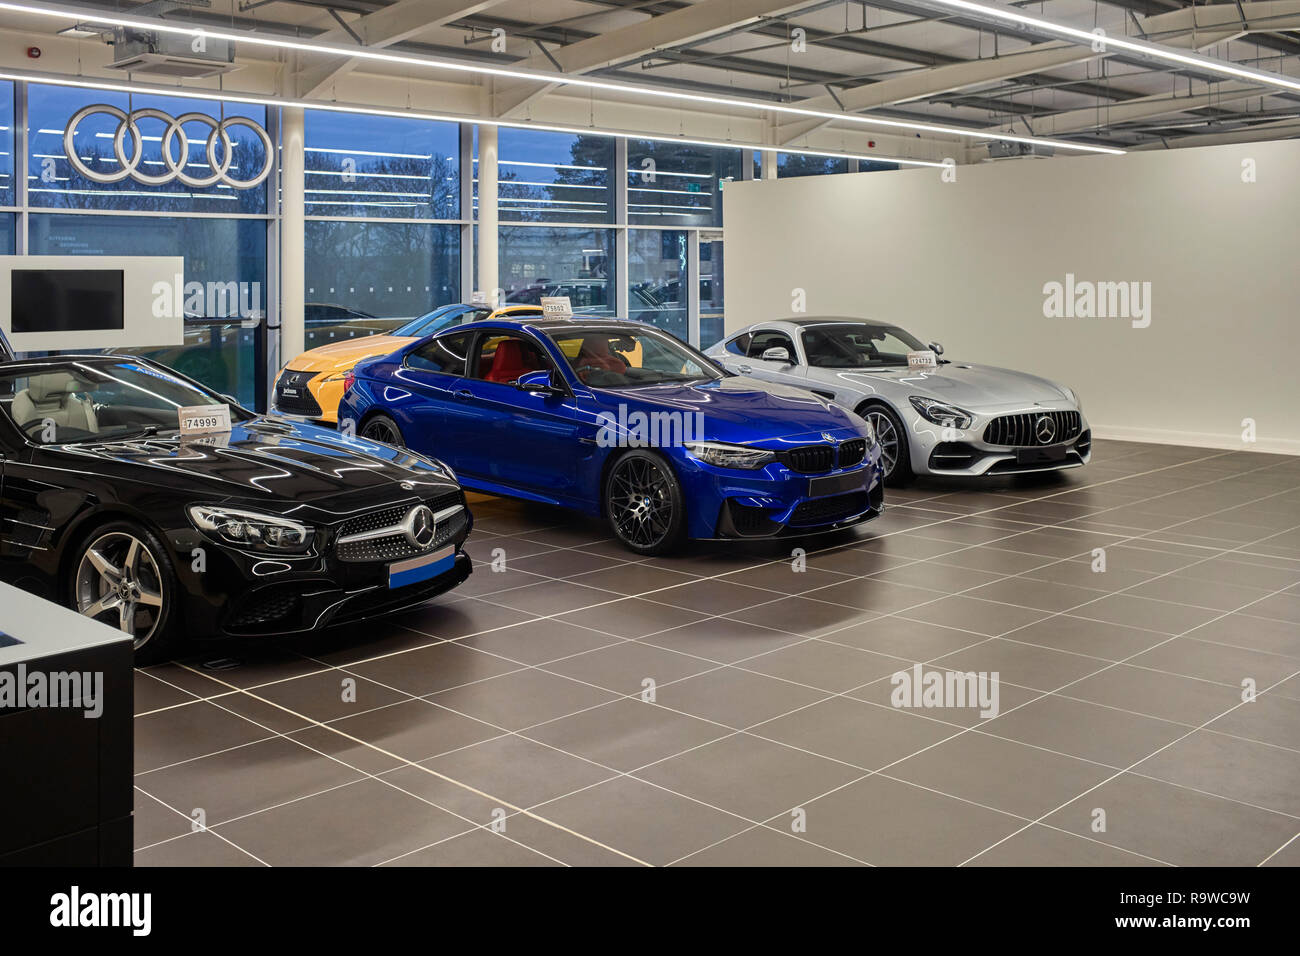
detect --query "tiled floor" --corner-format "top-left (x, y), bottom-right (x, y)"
top-left (132, 439), bottom-right (1300, 867)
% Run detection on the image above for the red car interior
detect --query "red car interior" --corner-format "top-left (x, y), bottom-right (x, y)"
top-left (483, 338), bottom-right (546, 383)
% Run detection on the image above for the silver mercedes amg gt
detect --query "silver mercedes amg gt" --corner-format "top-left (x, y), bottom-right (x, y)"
top-left (706, 318), bottom-right (1090, 485)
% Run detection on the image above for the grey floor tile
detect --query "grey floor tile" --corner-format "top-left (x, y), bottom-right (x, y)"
top-left (534, 775), bottom-right (751, 866)
top-left (636, 732), bottom-right (862, 821)
top-left (1134, 729), bottom-right (1300, 816)
top-left (888, 732), bottom-right (1112, 819)
top-left (429, 667), bottom-right (620, 731)
top-left (1042, 773), bottom-right (1297, 867)
top-left (654, 666), bottom-right (827, 728)
top-left (542, 639), bottom-right (716, 695)
top-left (212, 777), bottom-right (474, 866)
top-left (1065, 664), bottom-right (1238, 726)
top-left (523, 698), bottom-right (730, 772)
top-left (799, 774), bottom-right (1024, 866)
top-left (965, 825), bottom-right (1168, 866)
top-left (984, 694), bottom-right (1185, 767)
top-left (751, 695), bottom-right (956, 770)
top-left (671, 826), bottom-right (862, 866)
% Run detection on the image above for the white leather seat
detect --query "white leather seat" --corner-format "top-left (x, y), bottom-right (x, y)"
top-left (11, 372), bottom-right (98, 435)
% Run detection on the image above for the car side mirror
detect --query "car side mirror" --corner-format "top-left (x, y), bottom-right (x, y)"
top-left (927, 341), bottom-right (944, 356)
top-left (761, 346), bottom-right (792, 364)
top-left (513, 369), bottom-right (565, 396)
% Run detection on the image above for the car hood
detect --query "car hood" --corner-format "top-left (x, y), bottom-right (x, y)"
top-left (588, 376), bottom-right (865, 445)
top-left (42, 417), bottom-right (454, 508)
top-left (285, 335), bottom-right (416, 373)
top-left (827, 362), bottom-right (1072, 410)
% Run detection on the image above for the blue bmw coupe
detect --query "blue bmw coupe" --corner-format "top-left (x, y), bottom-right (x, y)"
top-left (338, 317), bottom-right (884, 554)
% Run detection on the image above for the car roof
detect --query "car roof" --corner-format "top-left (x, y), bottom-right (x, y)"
top-left (463, 315), bottom-right (643, 332)
top-left (727, 317), bottom-right (901, 335)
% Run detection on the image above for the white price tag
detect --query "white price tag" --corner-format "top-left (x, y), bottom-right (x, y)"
top-left (906, 350), bottom-right (938, 369)
top-left (178, 404), bottom-right (232, 436)
top-left (540, 296), bottom-right (574, 318)
top-left (470, 290), bottom-right (488, 305)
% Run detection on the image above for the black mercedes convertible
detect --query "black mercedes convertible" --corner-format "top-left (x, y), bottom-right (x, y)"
top-left (0, 331), bottom-right (472, 662)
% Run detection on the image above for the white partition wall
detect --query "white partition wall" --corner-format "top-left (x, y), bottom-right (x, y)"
top-left (723, 139), bottom-right (1300, 454)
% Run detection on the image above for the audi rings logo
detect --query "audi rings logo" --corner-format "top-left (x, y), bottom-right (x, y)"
top-left (63, 105), bottom-right (273, 189)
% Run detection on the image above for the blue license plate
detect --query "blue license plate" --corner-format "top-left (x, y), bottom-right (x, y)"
top-left (388, 545), bottom-right (455, 589)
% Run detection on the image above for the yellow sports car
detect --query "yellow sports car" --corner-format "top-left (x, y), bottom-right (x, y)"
top-left (273, 303), bottom-right (543, 423)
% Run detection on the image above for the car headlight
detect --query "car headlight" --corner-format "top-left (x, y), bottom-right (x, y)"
top-left (909, 396), bottom-right (973, 430)
top-left (860, 417), bottom-right (876, 446)
top-left (188, 505), bottom-right (314, 553)
top-left (1062, 386), bottom-right (1082, 411)
top-left (684, 441), bottom-right (775, 470)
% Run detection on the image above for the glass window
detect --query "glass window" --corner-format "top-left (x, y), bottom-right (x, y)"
top-left (28, 84), bottom-right (269, 214)
top-left (699, 236), bottom-right (724, 348)
top-left (724, 333), bottom-right (751, 356)
top-left (470, 333), bottom-right (551, 382)
top-left (406, 329), bottom-right (472, 376)
top-left (304, 110), bottom-right (459, 219)
top-left (0, 214), bottom-right (15, 255)
top-left (28, 213), bottom-right (267, 407)
top-left (626, 140), bottom-right (740, 227)
top-left (499, 226), bottom-right (616, 315)
top-left (304, 220), bottom-right (460, 346)
top-left (0, 357), bottom-right (251, 444)
top-left (0, 81), bottom-right (13, 207)
top-left (482, 129), bottom-right (614, 224)
top-left (801, 322), bottom-right (925, 368)
top-left (777, 153), bottom-right (850, 178)
top-left (548, 326), bottom-right (719, 389)
top-left (749, 329), bottom-right (796, 358)
top-left (628, 229), bottom-right (687, 343)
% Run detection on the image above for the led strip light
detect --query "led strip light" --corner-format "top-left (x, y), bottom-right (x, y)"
top-left (0, 0), bottom-right (1126, 155)
top-left (0, 67), bottom-right (952, 168)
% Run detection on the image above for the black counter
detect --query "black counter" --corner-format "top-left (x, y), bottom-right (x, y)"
top-left (0, 583), bottom-right (133, 866)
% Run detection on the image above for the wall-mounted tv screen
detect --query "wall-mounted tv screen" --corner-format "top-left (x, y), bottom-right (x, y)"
top-left (11, 269), bottom-right (125, 333)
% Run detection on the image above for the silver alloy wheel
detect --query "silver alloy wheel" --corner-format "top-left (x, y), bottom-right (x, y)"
top-left (363, 417), bottom-right (402, 446)
top-left (866, 409), bottom-right (900, 477)
top-left (75, 532), bottom-right (165, 649)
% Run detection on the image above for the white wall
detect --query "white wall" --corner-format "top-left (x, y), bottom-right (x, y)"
top-left (723, 140), bottom-right (1300, 454)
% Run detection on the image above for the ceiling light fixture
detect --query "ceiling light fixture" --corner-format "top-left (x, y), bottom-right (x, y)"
top-left (0, 0), bottom-right (1125, 154)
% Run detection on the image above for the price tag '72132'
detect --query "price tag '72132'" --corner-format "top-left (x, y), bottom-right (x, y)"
top-left (178, 404), bottom-right (232, 437)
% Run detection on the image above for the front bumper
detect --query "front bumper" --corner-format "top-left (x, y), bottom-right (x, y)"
top-left (167, 500), bottom-right (474, 638)
top-left (273, 368), bottom-right (341, 425)
top-left (676, 442), bottom-right (886, 540)
top-left (910, 409), bottom-right (1092, 477)
top-left (220, 550), bottom-right (472, 636)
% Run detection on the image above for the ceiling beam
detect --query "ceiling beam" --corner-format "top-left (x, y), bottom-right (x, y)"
top-left (1012, 80), bottom-right (1265, 136)
top-left (1132, 116), bottom-right (1300, 147)
top-left (489, 0), bottom-right (821, 117)
top-left (295, 0), bottom-right (511, 98)
top-left (777, 0), bottom-right (1300, 145)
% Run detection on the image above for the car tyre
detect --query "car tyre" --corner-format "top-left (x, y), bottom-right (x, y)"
top-left (68, 520), bottom-right (181, 665)
top-left (858, 401), bottom-right (914, 486)
top-left (604, 450), bottom-right (687, 556)
top-left (361, 412), bottom-right (406, 448)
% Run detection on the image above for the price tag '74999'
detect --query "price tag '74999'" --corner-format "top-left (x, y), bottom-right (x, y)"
top-left (178, 404), bottom-right (232, 436)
